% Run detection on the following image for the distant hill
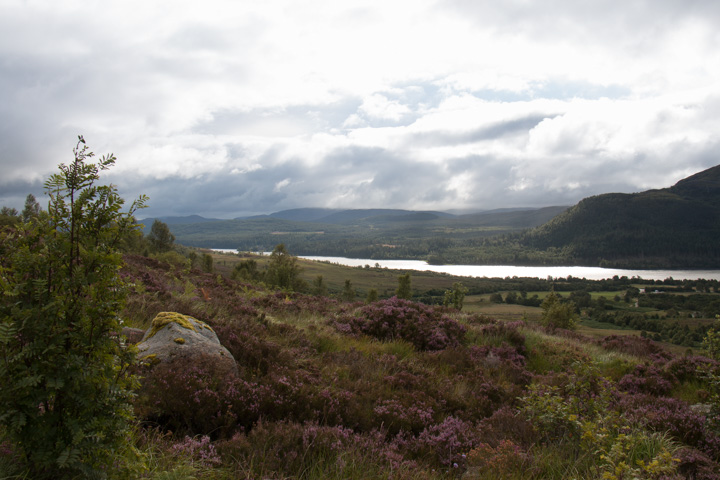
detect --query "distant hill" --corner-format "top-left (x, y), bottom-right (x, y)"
top-left (138, 215), bottom-right (224, 230)
top-left (311, 208), bottom-right (455, 224)
top-left (163, 206), bottom-right (567, 256)
top-left (523, 165), bottom-right (720, 268)
top-left (459, 206), bottom-right (568, 228)
top-left (265, 208), bottom-right (343, 222)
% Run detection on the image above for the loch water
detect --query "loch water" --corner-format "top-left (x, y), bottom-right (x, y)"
top-left (211, 250), bottom-right (720, 281)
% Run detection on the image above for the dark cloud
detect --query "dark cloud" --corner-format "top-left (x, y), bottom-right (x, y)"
top-left (411, 114), bottom-right (556, 147)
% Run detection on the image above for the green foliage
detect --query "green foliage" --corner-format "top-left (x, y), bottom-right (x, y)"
top-left (232, 258), bottom-right (263, 283)
top-left (0, 137), bottom-right (147, 479)
top-left (201, 252), bottom-right (213, 273)
top-left (520, 362), bottom-right (682, 479)
top-left (396, 272), bottom-right (412, 299)
top-left (524, 166), bottom-right (720, 268)
top-left (702, 315), bottom-right (720, 434)
top-left (20, 194), bottom-right (41, 222)
top-left (703, 316), bottom-right (720, 361)
top-left (312, 275), bottom-right (328, 296)
top-left (265, 244), bottom-right (304, 291)
top-left (540, 291), bottom-right (578, 330)
top-left (443, 282), bottom-right (468, 310)
top-left (342, 279), bottom-right (355, 302)
top-left (0, 207), bottom-right (19, 227)
top-left (366, 288), bottom-right (379, 303)
top-left (148, 219), bottom-right (175, 252)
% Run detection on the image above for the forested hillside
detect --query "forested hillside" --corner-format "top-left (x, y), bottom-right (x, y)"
top-left (522, 165), bottom-right (720, 268)
top-left (148, 206), bottom-right (568, 259)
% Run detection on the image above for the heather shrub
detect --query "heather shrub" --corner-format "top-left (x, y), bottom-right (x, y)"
top-left (470, 345), bottom-right (532, 386)
top-left (473, 320), bottom-right (526, 349)
top-left (619, 393), bottom-right (720, 459)
top-left (373, 397), bottom-right (437, 436)
top-left (332, 296), bottom-right (466, 351)
top-left (674, 447), bottom-right (720, 480)
top-left (665, 355), bottom-right (716, 383)
top-left (618, 364), bottom-right (676, 396)
top-left (214, 323), bottom-right (287, 376)
top-left (215, 421), bottom-right (420, 479)
top-left (136, 353), bottom-right (256, 436)
top-left (169, 435), bottom-right (221, 468)
top-left (406, 416), bottom-right (479, 467)
top-left (256, 368), bottom-right (324, 423)
top-left (598, 334), bottom-right (672, 360)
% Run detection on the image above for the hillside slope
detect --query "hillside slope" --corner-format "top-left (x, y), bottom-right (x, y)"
top-left (524, 165), bottom-right (720, 268)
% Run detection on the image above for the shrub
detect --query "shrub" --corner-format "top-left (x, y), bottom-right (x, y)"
top-left (409, 416), bottom-right (479, 467)
top-left (0, 138), bottom-right (146, 479)
top-left (540, 291), bottom-right (578, 330)
top-left (332, 296), bottom-right (466, 351)
top-left (373, 397), bottom-right (436, 436)
top-left (136, 353), bottom-right (258, 436)
top-left (475, 320), bottom-right (526, 349)
top-left (598, 334), bottom-right (672, 360)
top-left (618, 364), bottom-right (676, 396)
top-left (619, 394), bottom-right (720, 460)
top-left (674, 447), bottom-right (720, 480)
top-left (169, 435), bottom-right (221, 468)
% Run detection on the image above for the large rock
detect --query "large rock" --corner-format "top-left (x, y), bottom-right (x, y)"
top-left (137, 312), bottom-right (238, 375)
top-left (121, 327), bottom-right (146, 344)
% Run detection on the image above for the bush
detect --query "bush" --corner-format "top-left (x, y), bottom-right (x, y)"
top-left (0, 138), bottom-right (146, 479)
top-left (619, 394), bottom-right (720, 460)
top-left (618, 364), bottom-right (676, 396)
top-left (136, 353), bottom-right (258, 436)
top-left (332, 297), bottom-right (466, 351)
top-left (409, 416), bottom-right (479, 467)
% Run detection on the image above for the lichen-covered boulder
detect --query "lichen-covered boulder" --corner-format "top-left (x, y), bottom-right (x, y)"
top-left (137, 312), bottom-right (238, 375)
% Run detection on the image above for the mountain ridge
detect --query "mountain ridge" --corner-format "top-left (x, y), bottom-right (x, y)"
top-left (523, 164), bottom-right (720, 268)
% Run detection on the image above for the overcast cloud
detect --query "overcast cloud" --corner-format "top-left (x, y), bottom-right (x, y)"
top-left (1, 0), bottom-right (719, 218)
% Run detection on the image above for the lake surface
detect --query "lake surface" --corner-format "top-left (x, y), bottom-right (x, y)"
top-left (212, 250), bottom-right (720, 281)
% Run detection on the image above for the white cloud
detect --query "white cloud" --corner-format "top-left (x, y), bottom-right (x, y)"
top-left (1, 0), bottom-right (719, 217)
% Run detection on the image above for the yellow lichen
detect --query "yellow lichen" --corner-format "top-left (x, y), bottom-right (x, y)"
top-left (174, 337), bottom-right (186, 344)
top-left (141, 353), bottom-right (160, 365)
top-left (146, 312), bottom-right (196, 339)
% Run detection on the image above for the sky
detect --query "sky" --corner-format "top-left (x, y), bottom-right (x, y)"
top-left (1, 0), bottom-right (719, 219)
